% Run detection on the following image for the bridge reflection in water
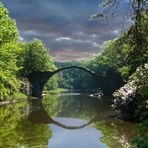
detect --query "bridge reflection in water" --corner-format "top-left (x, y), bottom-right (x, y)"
top-left (0, 93), bottom-right (135, 148)
top-left (28, 99), bottom-right (99, 130)
top-left (26, 94), bottom-right (109, 148)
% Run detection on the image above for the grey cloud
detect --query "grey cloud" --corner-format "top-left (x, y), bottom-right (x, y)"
top-left (50, 37), bottom-right (100, 51)
top-left (1, 0), bottom-right (132, 61)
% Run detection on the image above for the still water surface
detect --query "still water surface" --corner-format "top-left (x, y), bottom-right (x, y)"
top-left (0, 93), bottom-right (136, 148)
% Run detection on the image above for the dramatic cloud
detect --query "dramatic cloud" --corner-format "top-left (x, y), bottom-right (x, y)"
top-left (1, 0), bottom-right (132, 61)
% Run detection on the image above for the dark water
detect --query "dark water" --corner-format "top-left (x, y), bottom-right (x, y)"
top-left (0, 93), bottom-right (136, 148)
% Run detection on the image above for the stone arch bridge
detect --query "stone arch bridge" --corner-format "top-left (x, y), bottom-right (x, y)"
top-left (27, 66), bottom-right (100, 98)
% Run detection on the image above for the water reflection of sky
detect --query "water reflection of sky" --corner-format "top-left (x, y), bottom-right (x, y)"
top-left (48, 118), bottom-right (107, 148)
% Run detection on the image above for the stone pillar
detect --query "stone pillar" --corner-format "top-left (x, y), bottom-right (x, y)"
top-left (28, 71), bottom-right (53, 98)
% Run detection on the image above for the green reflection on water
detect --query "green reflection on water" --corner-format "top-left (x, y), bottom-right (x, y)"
top-left (0, 101), bottom-right (52, 148)
top-left (94, 118), bottom-right (136, 148)
top-left (0, 93), bottom-right (136, 148)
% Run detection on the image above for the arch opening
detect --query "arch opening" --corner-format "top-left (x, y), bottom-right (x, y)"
top-left (28, 66), bottom-right (97, 98)
top-left (44, 66), bottom-right (96, 93)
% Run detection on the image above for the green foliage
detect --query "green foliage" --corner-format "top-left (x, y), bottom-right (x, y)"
top-left (44, 76), bottom-right (59, 90)
top-left (0, 3), bottom-right (23, 100)
top-left (95, 120), bottom-right (134, 148)
top-left (20, 39), bottom-right (56, 76)
top-left (127, 11), bottom-right (148, 71)
top-left (135, 102), bottom-right (148, 122)
top-left (13, 92), bottom-right (28, 100)
top-left (20, 39), bottom-right (58, 91)
top-left (132, 120), bottom-right (148, 148)
top-left (118, 66), bottom-right (130, 81)
top-left (43, 88), bottom-right (67, 95)
top-left (0, 2), bottom-right (18, 45)
top-left (0, 101), bottom-right (52, 147)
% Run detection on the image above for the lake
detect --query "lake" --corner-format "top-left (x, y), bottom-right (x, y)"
top-left (0, 92), bottom-right (136, 148)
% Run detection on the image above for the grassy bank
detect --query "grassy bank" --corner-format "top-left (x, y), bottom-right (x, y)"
top-left (43, 88), bottom-right (69, 95)
top-left (0, 92), bottom-right (28, 106)
top-left (13, 92), bottom-right (28, 100)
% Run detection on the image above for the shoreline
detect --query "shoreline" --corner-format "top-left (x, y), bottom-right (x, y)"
top-left (0, 99), bottom-right (28, 107)
top-left (0, 96), bottom-right (49, 107)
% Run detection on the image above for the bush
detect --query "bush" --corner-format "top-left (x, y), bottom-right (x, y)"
top-left (132, 120), bottom-right (148, 148)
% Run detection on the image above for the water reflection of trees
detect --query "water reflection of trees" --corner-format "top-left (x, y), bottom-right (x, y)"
top-left (0, 94), bottom-right (137, 148)
top-left (17, 118), bottom-right (52, 147)
top-left (54, 94), bottom-right (108, 119)
top-left (94, 117), bottom-right (136, 147)
top-left (0, 102), bottom-right (27, 147)
top-left (54, 94), bottom-right (136, 148)
top-left (0, 95), bottom-right (100, 147)
top-left (0, 101), bottom-right (52, 148)
top-left (28, 99), bottom-right (99, 130)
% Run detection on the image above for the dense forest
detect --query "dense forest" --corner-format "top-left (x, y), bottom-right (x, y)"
top-left (0, 0), bottom-right (148, 147)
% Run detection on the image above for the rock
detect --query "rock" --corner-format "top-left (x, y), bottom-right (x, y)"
top-left (112, 64), bottom-right (148, 121)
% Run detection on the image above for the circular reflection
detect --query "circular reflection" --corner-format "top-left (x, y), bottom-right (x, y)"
top-left (28, 99), bottom-right (99, 130)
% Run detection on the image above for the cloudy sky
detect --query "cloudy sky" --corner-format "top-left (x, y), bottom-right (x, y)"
top-left (1, 0), bottom-right (132, 61)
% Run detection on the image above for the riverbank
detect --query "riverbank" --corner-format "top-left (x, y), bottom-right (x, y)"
top-left (0, 92), bottom-right (28, 107)
top-left (43, 88), bottom-right (69, 95)
top-left (0, 89), bottom-right (68, 107)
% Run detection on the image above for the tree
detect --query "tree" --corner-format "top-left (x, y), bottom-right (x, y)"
top-left (20, 39), bottom-right (56, 76)
top-left (0, 3), bottom-right (20, 100)
top-left (44, 76), bottom-right (59, 90)
top-left (0, 3), bottom-right (59, 100)
top-left (0, 2), bottom-right (18, 45)
top-left (93, 0), bottom-right (148, 72)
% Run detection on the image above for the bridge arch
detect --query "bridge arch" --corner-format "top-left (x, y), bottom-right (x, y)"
top-left (28, 66), bottom-right (97, 98)
top-left (50, 66), bottom-right (95, 77)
